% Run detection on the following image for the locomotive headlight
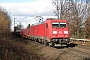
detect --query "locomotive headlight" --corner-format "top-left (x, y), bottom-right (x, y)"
top-left (64, 31), bottom-right (68, 34)
top-left (53, 31), bottom-right (57, 34)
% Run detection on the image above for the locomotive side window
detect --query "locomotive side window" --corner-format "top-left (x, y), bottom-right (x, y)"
top-left (60, 22), bottom-right (66, 28)
top-left (52, 22), bottom-right (59, 28)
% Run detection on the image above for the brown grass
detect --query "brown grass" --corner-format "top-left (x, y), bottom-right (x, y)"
top-left (0, 35), bottom-right (45, 60)
top-left (0, 6), bottom-right (44, 60)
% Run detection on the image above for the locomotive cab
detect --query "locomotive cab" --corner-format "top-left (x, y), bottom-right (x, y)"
top-left (45, 20), bottom-right (70, 46)
top-left (52, 21), bottom-right (70, 44)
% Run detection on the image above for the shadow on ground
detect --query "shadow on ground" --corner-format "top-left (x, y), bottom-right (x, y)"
top-left (53, 43), bottom-right (78, 49)
top-left (83, 58), bottom-right (90, 60)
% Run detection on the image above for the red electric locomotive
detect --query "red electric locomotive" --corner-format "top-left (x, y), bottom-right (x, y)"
top-left (20, 18), bottom-right (70, 46)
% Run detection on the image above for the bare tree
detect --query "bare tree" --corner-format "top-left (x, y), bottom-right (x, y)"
top-left (52, 0), bottom-right (90, 38)
top-left (85, 16), bottom-right (90, 38)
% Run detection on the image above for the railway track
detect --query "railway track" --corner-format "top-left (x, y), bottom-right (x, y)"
top-left (13, 36), bottom-right (90, 60)
top-left (60, 47), bottom-right (90, 60)
top-left (77, 45), bottom-right (90, 50)
top-left (25, 39), bottom-right (90, 60)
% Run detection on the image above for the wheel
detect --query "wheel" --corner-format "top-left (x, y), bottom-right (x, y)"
top-left (35, 39), bottom-right (37, 42)
top-left (41, 39), bottom-right (44, 44)
top-left (44, 40), bottom-right (48, 46)
top-left (38, 39), bottom-right (41, 43)
top-left (49, 42), bottom-right (54, 47)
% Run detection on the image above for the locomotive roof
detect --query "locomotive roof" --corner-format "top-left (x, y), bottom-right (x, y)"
top-left (45, 19), bottom-right (67, 22)
top-left (32, 19), bottom-right (67, 26)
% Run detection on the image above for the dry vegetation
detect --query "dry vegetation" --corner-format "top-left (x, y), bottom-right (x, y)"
top-left (0, 7), bottom-right (44, 60)
top-left (0, 6), bottom-right (11, 39)
top-left (85, 16), bottom-right (90, 39)
top-left (0, 36), bottom-right (44, 60)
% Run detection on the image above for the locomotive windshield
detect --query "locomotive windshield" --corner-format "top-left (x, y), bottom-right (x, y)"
top-left (52, 22), bottom-right (66, 28)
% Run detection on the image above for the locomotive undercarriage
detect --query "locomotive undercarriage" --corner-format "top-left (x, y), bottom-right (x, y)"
top-left (51, 38), bottom-right (70, 44)
top-left (48, 38), bottom-right (70, 46)
top-left (28, 36), bottom-right (48, 44)
top-left (28, 36), bottom-right (70, 46)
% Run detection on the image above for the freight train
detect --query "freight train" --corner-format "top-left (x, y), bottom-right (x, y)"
top-left (14, 18), bottom-right (70, 46)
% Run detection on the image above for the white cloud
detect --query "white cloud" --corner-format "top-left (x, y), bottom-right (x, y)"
top-left (0, 0), bottom-right (56, 30)
top-left (0, 0), bottom-right (54, 16)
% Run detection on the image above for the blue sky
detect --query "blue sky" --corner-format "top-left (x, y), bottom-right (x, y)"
top-left (0, 0), bottom-right (36, 3)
